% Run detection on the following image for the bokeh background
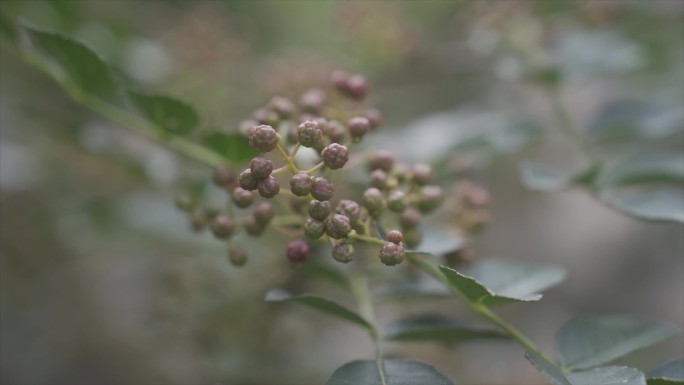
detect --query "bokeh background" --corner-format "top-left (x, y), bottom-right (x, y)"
top-left (1, 1), bottom-right (683, 384)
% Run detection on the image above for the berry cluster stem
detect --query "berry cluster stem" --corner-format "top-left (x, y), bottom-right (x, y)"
top-left (275, 142), bottom-right (299, 174)
top-left (350, 274), bottom-right (388, 385)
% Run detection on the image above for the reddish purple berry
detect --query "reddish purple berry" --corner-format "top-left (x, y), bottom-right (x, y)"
top-left (308, 200), bottom-right (332, 221)
top-left (250, 157), bottom-right (274, 180)
top-left (213, 165), bottom-right (236, 188)
top-left (347, 116), bottom-right (370, 142)
top-left (379, 242), bottom-right (405, 266)
top-left (249, 124), bottom-right (279, 153)
top-left (326, 214), bottom-right (352, 239)
top-left (387, 230), bottom-right (404, 244)
top-left (297, 120), bottom-right (324, 148)
top-left (311, 177), bottom-right (334, 201)
top-left (257, 176), bottom-right (280, 198)
top-left (286, 239), bottom-right (310, 263)
top-left (211, 214), bottom-right (236, 239)
top-left (322, 143), bottom-right (349, 170)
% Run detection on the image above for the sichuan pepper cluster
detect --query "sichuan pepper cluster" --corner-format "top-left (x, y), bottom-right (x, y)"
top-left (176, 71), bottom-right (478, 267)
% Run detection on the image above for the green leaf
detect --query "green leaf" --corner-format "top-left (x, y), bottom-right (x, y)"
top-left (383, 314), bottom-right (506, 342)
top-left (127, 90), bottom-right (199, 135)
top-left (556, 316), bottom-right (680, 370)
top-left (200, 132), bottom-right (257, 163)
top-left (299, 262), bottom-right (349, 290)
top-left (24, 24), bottom-right (118, 97)
top-left (599, 188), bottom-right (684, 223)
top-left (265, 289), bottom-right (371, 330)
top-left (588, 100), bottom-right (684, 142)
top-left (596, 152), bottom-right (684, 188)
top-left (413, 225), bottom-right (464, 256)
top-left (439, 266), bottom-right (540, 306)
top-left (326, 359), bottom-right (454, 385)
top-left (438, 260), bottom-right (566, 306)
top-left (470, 260), bottom-right (566, 300)
top-left (567, 366), bottom-right (646, 385)
top-left (647, 357), bottom-right (684, 385)
top-left (519, 161), bottom-right (585, 192)
top-left (525, 351), bottom-right (572, 385)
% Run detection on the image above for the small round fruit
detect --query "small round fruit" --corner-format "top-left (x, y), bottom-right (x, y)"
top-left (249, 157), bottom-right (274, 180)
top-left (286, 239), bottom-right (310, 263)
top-left (387, 230), bottom-right (403, 244)
top-left (257, 176), bottom-right (280, 198)
top-left (308, 200), bottom-right (332, 221)
top-left (321, 143), bottom-right (349, 170)
top-left (332, 242), bottom-right (354, 263)
top-left (211, 214), bottom-right (235, 239)
top-left (311, 177), bottom-right (334, 201)
top-left (379, 242), bottom-right (405, 266)
top-left (290, 173), bottom-right (313, 196)
top-left (249, 124), bottom-right (278, 152)
top-left (325, 214), bottom-right (352, 239)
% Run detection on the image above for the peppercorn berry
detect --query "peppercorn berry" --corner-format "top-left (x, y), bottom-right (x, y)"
top-left (304, 218), bottom-right (326, 239)
top-left (290, 173), bottom-right (313, 196)
top-left (253, 202), bottom-right (275, 225)
top-left (379, 242), bottom-right (405, 266)
top-left (336, 200), bottom-right (361, 223)
top-left (257, 176), bottom-right (280, 198)
top-left (308, 200), bottom-right (332, 221)
top-left (399, 207), bottom-right (422, 229)
top-left (232, 187), bottom-right (256, 208)
top-left (250, 157), bottom-right (274, 180)
top-left (321, 143), bottom-right (349, 170)
top-left (239, 169), bottom-right (259, 191)
top-left (332, 241), bottom-right (354, 263)
top-left (347, 116), bottom-right (370, 142)
top-left (368, 151), bottom-right (394, 172)
top-left (387, 230), bottom-right (404, 244)
top-left (298, 120), bottom-right (324, 148)
top-left (387, 190), bottom-right (408, 212)
top-left (213, 165), bottom-right (236, 188)
top-left (228, 245), bottom-right (248, 267)
top-left (326, 214), bottom-right (352, 239)
top-left (311, 177), bottom-right (334, 201)
top-left (411, 163), bottom-right (434, 186)
top-left (249, 124), bottom-right (278, 152)
top-left (286, 239), bottom-right (310, 263)
top-left (362, 188), bottom-right (385, 218)
top-left (211, 214), bottom-right (235, 239)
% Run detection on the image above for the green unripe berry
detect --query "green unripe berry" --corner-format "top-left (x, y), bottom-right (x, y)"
top-left (326, 120), bottom-right (347, 144)
top-left (269, 96), bottom-right (295, 118)
top-left (304, 218), bottom-right (326, 239)
top-left (257, 176), bottom-right (280, 198)
top-left (403, 228), bottom-right (423, 248)
top-left (311, 177), bottom-right (334, 201)
top-left (387, 230), bottom-right (403, 244)
top-left (298, 120), bottom-right (324, 148)
top-left (370, 169), bottom-right (389, 190)
top-left (250, 157), bottom-right (274, 180)
top-left (290, 173), bottom-right (313, 196)
top-left (213, 165), bottom-right (236, 188)
top-left (308, 200), bottom-right (332, 221)
top-left (325, 214), bottom-right (352, 239)
top-left (416, 185), bottom-right (444, 213)
top-left (228, 245), bottom-right (248, 267)
top-left (411, 163), bottom-right (434, 186)
top-left (347, 116), bottom-right (370, 142)
top-left (379, 242), bottom-right (405, 266)
top-left (253, 202), bottom-right (275, 226)
top-left (232, 187), bottom-right (256, 208)
top-left (368, 151), bottom-right (394, 172)
top-left (362, 187), bottom-right (385, 218)
top-left (321, 143), bottom-right (349, 170)
top-left (238, 169), bottom-right (258, 191)
top-left (211, 214), bottom-right (236, 239)
top-left (387, 190), bottom-right (408, 212)
top-left (336, 200), bottom-right (361, 223)
top-left (399, 207), bottom-right (422, 229)
top-left (365, 108), bottom-right (383, 129)
top-left (332, 241), bottom-right (354, 263)
top-left (286, 239), bottom-right (310, 263)
top-left (299, 88), bottom-right (326, 113)
top-left (249, 124), bottom-right (278, 152)
top-left (243, 214), bottom-right (265, 236)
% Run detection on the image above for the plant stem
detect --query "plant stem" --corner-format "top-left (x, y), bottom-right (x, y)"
top-left (276, 143), bottom-right (299, 174)
top-left (305, 161), bottom-right (326, 174)
top-left (406, 253), bottom-right (561, 371)
top-left (348, 231), bottom-right (386, 246)
top-left (350, 274), bottom-right (388, 385)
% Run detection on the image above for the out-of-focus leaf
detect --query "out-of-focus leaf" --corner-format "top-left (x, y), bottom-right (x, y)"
top-left (367, 110), bottom-right (540, 163)
top-left (373, 279), bottom-right (450, 301)
top-left (299, 262), bottom-right (349, 290)
top-left (24, 24), bottom-right (118, 97)
top-left (326, 359), bottom-right (454, 385)
top-left (647, 357), bottom-right (684, 385)
top-left (599, 188), bottom-right (684, 223)
top-left (469, 260), bottom-right (566, 300)
top-left (525, 351), bottom-right (572, 385)
top-left (596, 152), bottom-right (684, 188)
top-left (127, 90), bottom-right (200, 135)
top-left (0, 11), bottom-right (17, 42)
top-left (383, 314), bottom-right (506, 342)
top-left (412, 225), bottom-right (464, 256)
top-left (556, 316), bottom-right (680, 370)
top-left (200, 132), bottom-right (257, 163)
top-left (567, 366), bottom-right (646, 385)
top-left (519, 161), bottom-right (591, 192)
top-left (265, 289), bottom-right (371, 330)
top-left (588, 100), bottom-right (684, 142)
